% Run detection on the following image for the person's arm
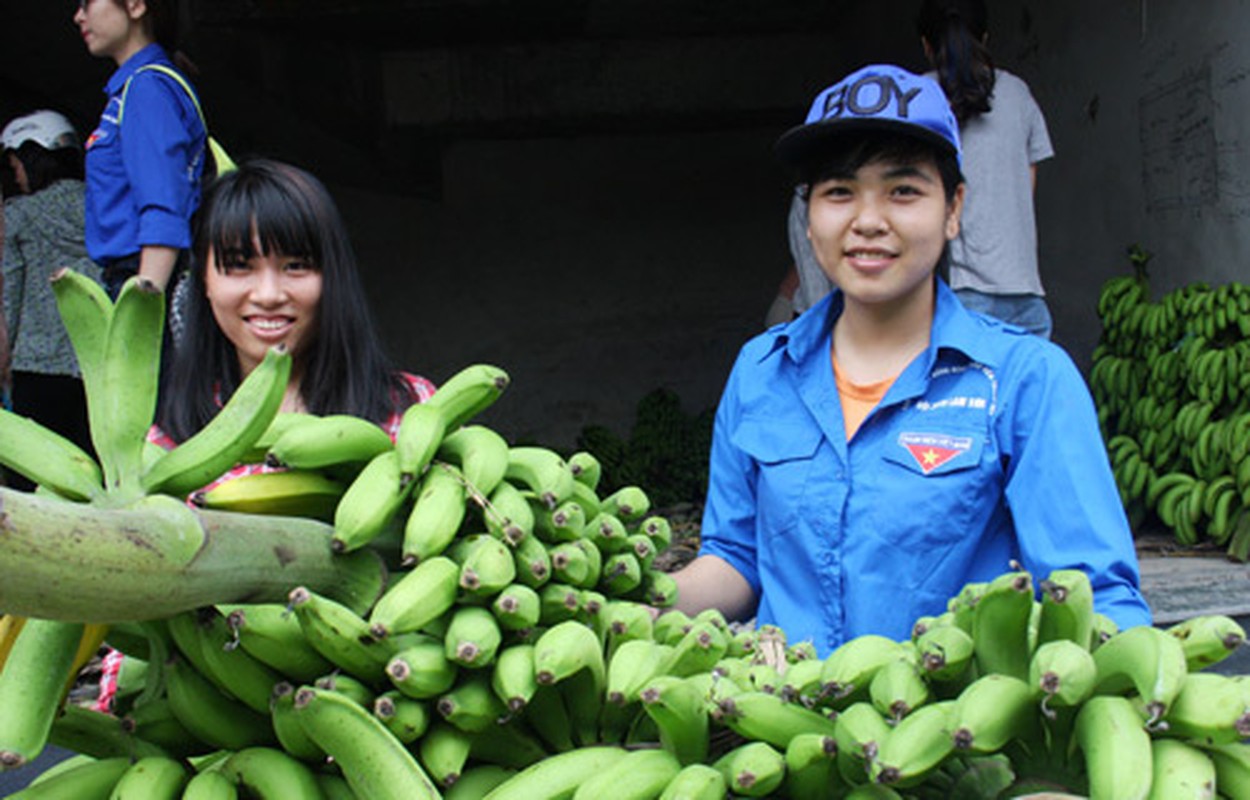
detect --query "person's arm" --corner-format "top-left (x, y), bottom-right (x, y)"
top-left (138, 244), bottom-right (179, 291)
top-left (672, 554), bottom-right (756, 620)
top-left (1030, 164), bottom-right (1038, 193)
top-left (1001, 350), bottom-right (1151, 630)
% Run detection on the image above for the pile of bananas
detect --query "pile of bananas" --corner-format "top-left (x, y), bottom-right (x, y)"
top-left (1090, 246), bottom-right (1250, 557)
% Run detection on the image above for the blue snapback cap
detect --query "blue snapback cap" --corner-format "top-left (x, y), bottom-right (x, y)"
top-left (775, 64), bottom-right (962, 171)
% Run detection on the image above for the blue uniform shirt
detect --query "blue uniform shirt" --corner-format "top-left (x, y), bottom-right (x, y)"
top-left (84, 44), bottom-right (206, 264)
top-left (699, 280), bottom-right (1151, 656)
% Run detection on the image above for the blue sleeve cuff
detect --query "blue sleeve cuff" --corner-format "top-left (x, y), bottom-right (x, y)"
top-left (137, 206), bottom-right (192, 249)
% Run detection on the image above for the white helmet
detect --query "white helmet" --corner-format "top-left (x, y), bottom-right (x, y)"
top-left (1, 110), bottom-right (80, 152)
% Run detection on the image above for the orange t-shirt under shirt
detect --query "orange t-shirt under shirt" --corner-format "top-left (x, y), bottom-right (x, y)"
top-left (833, 356), bottom-right (897, 440)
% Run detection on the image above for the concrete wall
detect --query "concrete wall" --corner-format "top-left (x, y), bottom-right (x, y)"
top-left (5, 1), bottom-right (1250, 448)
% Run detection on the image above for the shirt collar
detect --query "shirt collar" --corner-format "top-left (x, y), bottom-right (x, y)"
top-left (767, 278), bottom-right (1002, 370)
top-left (105, 43), bottom-right (169, 96)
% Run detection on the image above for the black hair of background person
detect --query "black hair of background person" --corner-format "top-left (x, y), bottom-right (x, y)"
top-left (915, 0), bottom-right (995, 123)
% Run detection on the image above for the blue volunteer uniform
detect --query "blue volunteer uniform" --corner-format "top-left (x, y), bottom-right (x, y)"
top-left (699, 280), bottom-right (1150, 656)
top-left (84, 43), bottom-right (206, 268)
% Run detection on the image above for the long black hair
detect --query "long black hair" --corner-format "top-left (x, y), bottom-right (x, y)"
top-left (158, 159), bottom-right (417, 441)
top-left (916, 0), bottom-right (996, 123)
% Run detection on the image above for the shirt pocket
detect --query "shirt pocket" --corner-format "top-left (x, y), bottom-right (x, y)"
top-left (871, 427), bottom-right (993, 551)
top-left (733, 416), bottom-right (823, 540)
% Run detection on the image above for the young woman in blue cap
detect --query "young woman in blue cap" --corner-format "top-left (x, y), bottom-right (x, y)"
top-left (74, 0), bottom-right (207, 299)
top-left (672, 64), bottom-right (1149, 655)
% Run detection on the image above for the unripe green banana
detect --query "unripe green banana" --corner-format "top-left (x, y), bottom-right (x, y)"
top-left (333, 449), bottom-right (414, 553)
top-left (606, 639), bottom-right (675, 708)
top-left (373, 690), bottom-right (431, 744)
top-left (971, 570), bottom-right (1035, 682)
top-left (1029, 638), bottom-right (1098, 714)
top-left (438, 671), bottom-right (507, 733)
top-left (315, 670), bottom-right (376, 707)
top-left (625, 533), bottom-right (658, 571)
top-left (237, 411), bottom-right (315, 464)
top-left (600, 551), bottom-right (644, 596)
top-left (265, 413), bottom-right (393, 471)
top-left (639, 675), bottom-right (710, 765)
top-left (599, 485), bottom-right (651, 523)
top-left (491, 643), bottom-right (538, 713)
top-left (538, 582), bottom-right (583, 625)
top-left (163, 654), bottom-right (274, 751)
top-left (640, 514), bottom-right (673, 551)
top-left (118, 697), bottom-right (206, 759)
top-left (386, 637), bottom-right (458, 700)
top-left (480, 745), bottom-right (628, 800)
top-left (572, 747), bottom-right (681, 800)
top-left (0, 618), bottom-right (85, 769)
top-left (0, 409), bottom-right (103, 501)
top-left (292, 685), bottom-right (442, 799)
top-left (778, 656), bottom-right (826, 705)
top-left (835, 703), bottom-right (891, 786)
top-left (426, 363), bottom-right (510, 432)
top-left (567, 450), bottom-right (602, 490)
top-left (948, 581), bottom-right (988, 634)
top-left (288, 586), bottom-right (395, 682)
top-left (269, 682), bottom-right (327, 762)
top-left (915, 623), bottom-right (976, 684)
top-left (49, 265), bottom-right (110, 406)
top-left (503, 446), bottom-right (576, 510)
top-left (869, 656), bottom-right (932, 722)
top-left (820, 634), bottom-right (912, 708)
top-left (534, 619), bottom-right (605, 689)
top-left (602, 600), bottom-right (655, 660)
top-left (653, 608), bottom-right (693, 645)
top-left (445, 605), bottom-right (503, 669)
top-left (193, 469), bottom-right (345, 521)
top-left (657, 762), bottom-right (727, 800)
top-left (715, 689), bottom-right (839, 750)
top-left (218, 746), bottom-right (323, 799)
top-left (1202, 741), bottom-right (1250, 799)
top-left (436, 425), bottom-right (510, 501)
top-left (1090, 611), bottom-right (1119, 651)
top-left (395, 401), bottom-right (448, 484)
top-left (181, 607), bottom-right (283, 716)
top-left (1146, 738), bottom-right (1216, 800)
top-left (491, 583), bottom-right (542, 632)
top-left (584, 511), bottom-right (630, 555)
top-left (1092, 624), bottom-right (1188, 726)
top-left (660, 620), bottom-right (728, 678)
top-left (533, 499), bottom-right (586, 543)
top-left (872, 699), bottom-right (957, 788)
top-left (1072, 695), bottom-right (1153, 800)
top-left (466, 718), bottom-right (550, 770)
top-left (783, 733), bottom-right (844, 800)
top-left (181, 769), bottom-right (240, 800)
top-left (950, 673), bottom-right (1037, 754)
top-left (511, 530), bottom-right (553, 588)
top-left (1160, 671), bottom-right (1250, 745)
top-left (95, 275), bottom-right (164, 499)
top-left (221, 603), bottom-right (334, 683)
top-left (524, 684), bottom-right (576, 753)
top-left (402, 463), bottom-right (469, 565)
top-left (106, 755), bottom-right (188, 798)
top-left (443, 765), bottom-right (516, 800)
top-left (712, 740), bottom-right (786, 798)
top-left (368, 555), bottom-right (461, 639)
top-left (1036, 568), bottom-right (1095, 648)
top-left (1165, 613), bottom-right (1246, 671)
top-left (483, 479), bottom-right (535, 547)
top-left (548, 541), bottom-right (594, 588)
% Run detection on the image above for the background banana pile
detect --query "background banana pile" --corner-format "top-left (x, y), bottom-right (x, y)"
top-left (1090, 245), bottom-right (1250, 558)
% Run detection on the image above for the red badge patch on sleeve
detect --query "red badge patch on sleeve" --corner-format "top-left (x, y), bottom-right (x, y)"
top-left (898, 432), bottom-right (973, 474)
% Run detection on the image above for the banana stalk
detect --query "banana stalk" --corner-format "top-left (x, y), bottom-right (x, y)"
top-left (0, 487), bottom-right (384, 622)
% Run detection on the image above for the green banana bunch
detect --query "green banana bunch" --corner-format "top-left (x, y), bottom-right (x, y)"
top-left (871, 700), bottom-right (957, 788)
top-left (402, 462), bottom-right (470, 565)
top-left (142, 345), bottom-right (292, 499)
top-left (220, 603), bottom-right (334, 683)
top-left (292, 685), bottom-right (443, 799)
top-left (715, 689), bottom-right (839, 751)
top-left (833, 701), bottom-right (893, 785)
top-left (820, 634), bottom-right (914, 708)
top-left (163, 652), bottom-right (275, 752)
top-left (783, 732), bottom-right (844, 800)
top-left (270, 682), bottom-right (328, 762)
top-left (504, 446), bottom-right (576, 510)
top-left (287, 586), bottom-right (395, 682)
top-left (368, 555), bottom-right (460, 639)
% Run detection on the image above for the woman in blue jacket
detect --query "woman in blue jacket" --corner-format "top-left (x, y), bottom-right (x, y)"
top-left (74, 0), bottom-right (207, 300)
